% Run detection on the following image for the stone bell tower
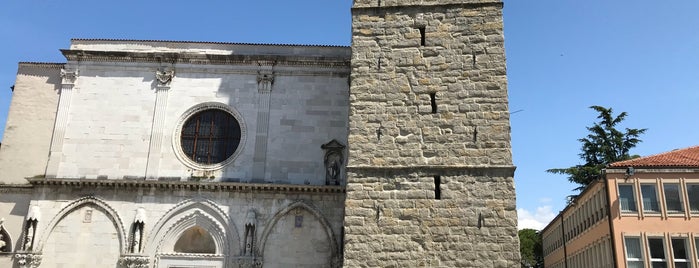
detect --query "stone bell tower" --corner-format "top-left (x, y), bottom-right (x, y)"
top-left (343, 0), bottom-right (520, 267)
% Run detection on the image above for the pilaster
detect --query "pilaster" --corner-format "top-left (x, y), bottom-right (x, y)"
top-left (145, 67), bottom-right (174, 180)
top-left (251, 67), bottom-right (274, 181)
top-left (45, 67), bottom-right (78, 178)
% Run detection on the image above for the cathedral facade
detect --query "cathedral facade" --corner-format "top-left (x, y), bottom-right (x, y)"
top-left (0, 1), bottom-right (519, 267)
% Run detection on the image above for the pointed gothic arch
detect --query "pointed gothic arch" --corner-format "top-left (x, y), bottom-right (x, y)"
top-left (144, 198), bottom-right (239, 257)
top-left (259, 201), bottom-right (340, 264)
top-left (35, 196), bottom-right (128, 253)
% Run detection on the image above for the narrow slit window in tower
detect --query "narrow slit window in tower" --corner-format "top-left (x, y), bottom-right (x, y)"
top-left (434, 176), bottom-right (441, 200)
top-left (419, 27), bottom-right (426, 46)
top-left (430, 93), bottom-right (437, 113)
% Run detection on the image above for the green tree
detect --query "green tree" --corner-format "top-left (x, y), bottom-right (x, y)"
top-left (548, 106), bottom-right (647, 191)
top-left (519, 228), bottom-right (543, 268)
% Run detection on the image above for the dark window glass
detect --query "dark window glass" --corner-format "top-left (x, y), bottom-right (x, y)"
top-left (181, 109), bottom-right (241, 165)
top-left (641, 184), bottom-right (660, 212)
top-left (648, 238), bottom-right (667, 268)
top-left (664, 184), bottom-right (684, 213)
top-left (619, 185), bottom-right (637, 212)
top-left (687, 184), bottom-right (699, 212)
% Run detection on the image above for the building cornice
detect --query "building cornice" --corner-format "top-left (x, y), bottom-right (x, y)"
top-left (25, 178), bottom-right (345, 194)
top-left (61, 50), bottom-right (350, 68)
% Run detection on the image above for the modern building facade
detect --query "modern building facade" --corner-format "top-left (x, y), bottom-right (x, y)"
top-left (542, 145), bottom-right (699, 268)
top-left (0, 1), bottom-right (520, 267)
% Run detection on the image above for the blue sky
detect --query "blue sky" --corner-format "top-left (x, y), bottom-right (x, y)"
top-left (1, 0), bottom-right (698, 230)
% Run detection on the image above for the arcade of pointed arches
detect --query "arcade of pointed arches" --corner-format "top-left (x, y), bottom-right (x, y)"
top-left (24, 196), bottom-right (339, 267)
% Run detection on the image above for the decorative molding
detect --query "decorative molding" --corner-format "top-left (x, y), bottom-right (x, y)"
top-left (59, 68), bottom-right (79, 85)
top-left (235, 256), bottom-right (263, 268)
top-left (0, 185), bottom-right (33, 194)
top-left (118, 255), bottom-right (150, 268)
top-left (15, 253), bottom-right (42, 268)
top-left (256, 71), bottom-right (274, 93)
top-left (27, 178), bottom-right (346, 194)
top-left (155, 68), bottom-right (175, 86)
top-left (144, 198), bottom-right (239, 257)
top-left (61, 50), bottom-right (350, 68)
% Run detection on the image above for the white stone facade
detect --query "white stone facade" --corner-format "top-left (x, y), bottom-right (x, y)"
top-left (0, 40), bottom-right (350, 268)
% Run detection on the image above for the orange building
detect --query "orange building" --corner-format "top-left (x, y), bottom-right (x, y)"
top-left (542, 146), bottom-right (699, 268)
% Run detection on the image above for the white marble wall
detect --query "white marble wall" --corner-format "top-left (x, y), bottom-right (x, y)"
top-left (44, 43), bottom-right (350, 185)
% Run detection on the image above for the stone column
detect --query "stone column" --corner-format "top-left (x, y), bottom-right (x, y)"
top-left (145, 68), bottom-right (174, 180)
top-left (45, 67), bottom-right (78, 178)
top-left (251, 68), bottom-right (274, 181)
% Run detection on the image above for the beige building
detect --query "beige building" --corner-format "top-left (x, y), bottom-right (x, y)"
top-left (542, 145), bottom-right (699, 268)
top-left (0, 1), bottom-right (520, 268)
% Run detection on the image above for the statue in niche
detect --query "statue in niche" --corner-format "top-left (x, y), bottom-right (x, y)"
top-left (243, 209), bottom-right (256, 256)
top-left (131, 222), bottom-right (144, 253)
top-left (0, 219), bottom-right (5, 251)
top-left (23, 219), bottom-right (37, 251)
top-left (131, 208), bottom-right (146, 253)
top-left (321, 140), bottom-right (346, 185)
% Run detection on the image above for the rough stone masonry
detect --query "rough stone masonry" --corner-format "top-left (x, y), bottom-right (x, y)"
top-left (343, 0), bottom-right (520, 267)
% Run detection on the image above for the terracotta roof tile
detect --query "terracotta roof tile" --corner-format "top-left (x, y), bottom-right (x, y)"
top-left (608, 145), bottom-right (699, 168)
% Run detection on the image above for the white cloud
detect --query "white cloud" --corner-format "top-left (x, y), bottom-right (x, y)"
top-left (517, 205), bottom-right (556, 230)
top-left (538, 197), bottom-right (552, 204)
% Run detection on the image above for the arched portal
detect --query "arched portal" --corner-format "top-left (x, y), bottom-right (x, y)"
top-left (260, 202), bottom-right (337, 268)
top-left (42, 204), bottom-right (122, 267)
top-left (148, 199), bottom-right (234, 268)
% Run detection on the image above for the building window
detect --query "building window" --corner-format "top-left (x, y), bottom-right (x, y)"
top-left (671, 238), bottom-right (691, 268)
top-left (174, 102), bottom-right (246, 171)
top-left (181, 109), bottom-right (242, 165)
top-left (648, 237), bottom-right (667, 268)
top-left (664, 184), bottom-right (684, 213)
top-left (624, 237), bottom-right (644, 268)
top-left (695, 237), bottom-right (699, 267)
top-left (641, 184), bottom-right (661, 213)
top-left (619, 184), bottom-right (638, 213)
top-left (686, 184), bottom-right (699, 213)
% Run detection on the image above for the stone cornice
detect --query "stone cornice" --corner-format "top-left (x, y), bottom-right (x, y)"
top-left (0, 184), bottom-right (33, 193)
top-left (347, 165), bottom-right (516, 177)
top-left (26, 178), bottom-right (345, 194)
top-left (61, 50), bottom-right (350, 68)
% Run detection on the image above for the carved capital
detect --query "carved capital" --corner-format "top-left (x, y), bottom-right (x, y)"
top-left (155, 68), bottom-right (175, 86)
top-left (118, 255), bottom-right (150, 268)
top-left (60, 68), bottom-right (79, 84)
top-left (16, 253), bottom-right (42, 268)
top-left (235, 256), bottom-right (262, 268)
top-left (257, 72), bottom-right (274, 93)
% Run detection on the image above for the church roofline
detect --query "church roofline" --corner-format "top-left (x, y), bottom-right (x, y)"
top-left (71, 38), bottom-right (351, 48)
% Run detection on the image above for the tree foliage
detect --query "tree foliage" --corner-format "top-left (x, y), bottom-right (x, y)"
top-left (519, 228), bottom-right (543, 268)
top-left (548, 106), bottom-right (647, 191)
